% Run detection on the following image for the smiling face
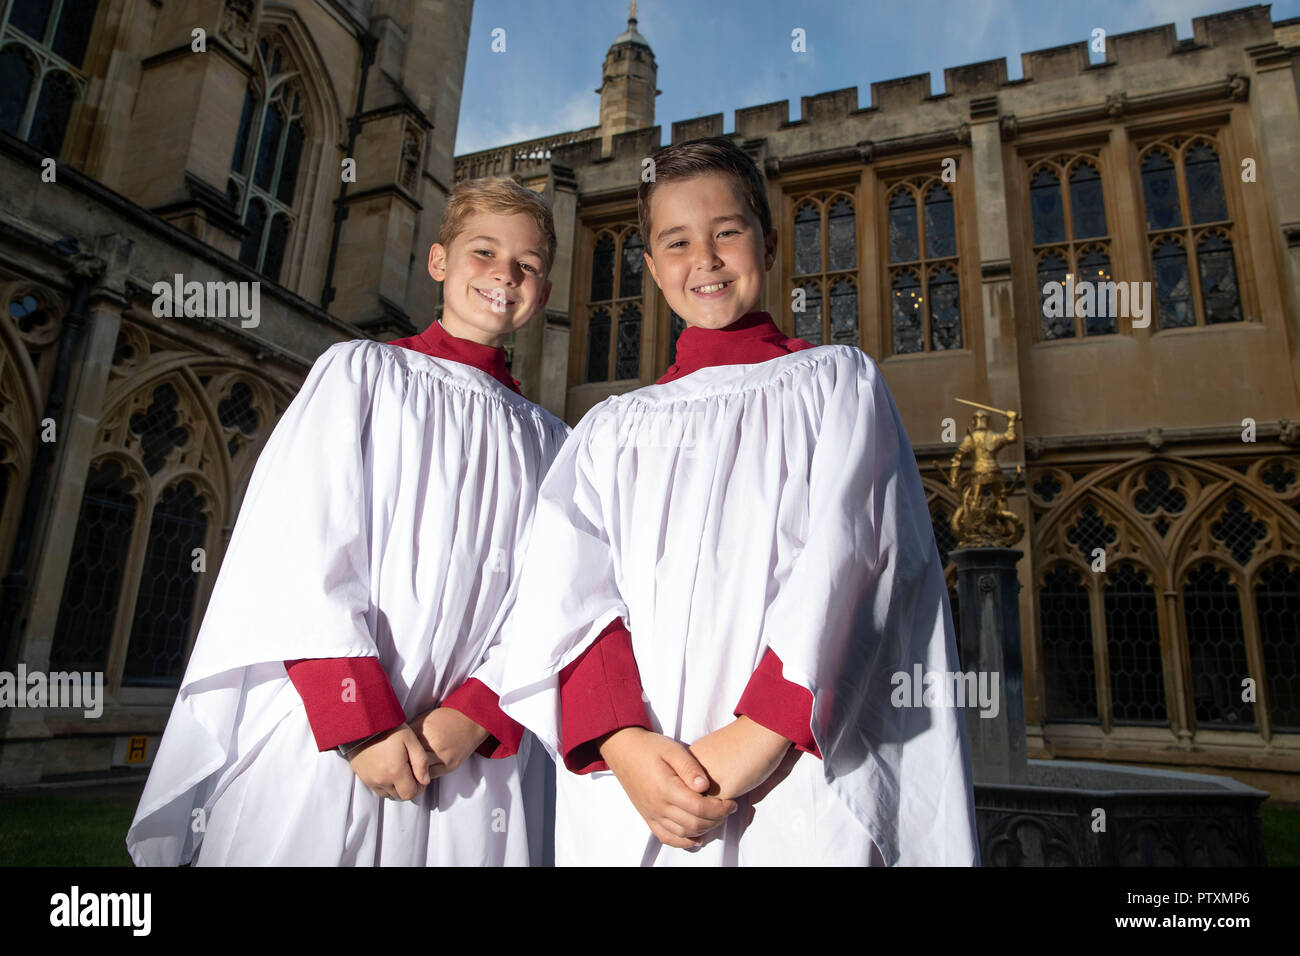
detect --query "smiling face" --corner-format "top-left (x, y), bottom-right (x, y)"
top-left (429, 210), bottom-right (552, 347)
top-left (642, 172), bottom-right (777, 330)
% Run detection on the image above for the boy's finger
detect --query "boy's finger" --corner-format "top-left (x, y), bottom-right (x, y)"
top-left (663, 803), bottom-right (727, 838)
top-left (670, 785), bottom-right (737, 821)
top-left (404, 733), bottom-right (432, 785)
top-left (663, 745), bottom-right (711, 793)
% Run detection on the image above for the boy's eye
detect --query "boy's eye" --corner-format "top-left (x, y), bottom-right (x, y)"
top-left (718, 229), bottom-right (739, 237)
top-left (521, 262), bottom-right (538, 274)
top-left (668, 240), bottom-right (686, 249)
top-left (475, 249), bottom-right (493, 257)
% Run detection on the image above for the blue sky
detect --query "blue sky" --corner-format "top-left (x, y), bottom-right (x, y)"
top-left (454, 0), bottom-right (1300, 155)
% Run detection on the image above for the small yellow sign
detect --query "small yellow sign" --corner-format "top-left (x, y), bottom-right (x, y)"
top-left (125, 735), bottom-right (148, 763)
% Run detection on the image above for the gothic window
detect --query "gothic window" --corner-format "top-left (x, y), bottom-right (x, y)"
top-left (1256, 560), bottom-right (1300, 732)
top-left (122, 480), bottom-right (209, 686)
top-left (51, 459), bottom-right (138, 673)
top-left (1103, 563), bottom-right (1166, 724)
top-left (789, 193), bottom-right (857, 347)
top-left (583, 225), bottom-right (643, 383)
top-left (0, 0), bottom-right (98, 156)
top-left (887, 180), bottom-right (960, 354)
top-left (1025, 156), bottom-right (1114, 340)
top-left (1139, 137), bottom-right (1242, 329)
top-left (1039, 564), bottom-right (1098, 722)
top-left (228, 36), bottom-right (307, 284)
top-left (1182, 562), bottom-right (1255, 728)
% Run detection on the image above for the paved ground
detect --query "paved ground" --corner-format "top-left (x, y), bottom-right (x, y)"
top-left (0, 778), bottom-right (147, 807)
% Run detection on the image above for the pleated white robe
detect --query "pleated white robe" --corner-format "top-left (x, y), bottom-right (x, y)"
top-left (498, 345), bottom-right (980, 866)
top-left (126, 339), bottom-right (569, 866)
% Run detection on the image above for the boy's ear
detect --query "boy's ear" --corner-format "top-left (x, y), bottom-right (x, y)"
top-left (763, 229), bottom-right (778, 272)
top-left (428, 243), bottom-right (448, 281)
top-left (643, 250), bottom-right (662, 289)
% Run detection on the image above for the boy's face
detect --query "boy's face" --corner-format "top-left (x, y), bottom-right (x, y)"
top-left (429, 211), bottom-right (552, 347)
top-left (643, 172), bottom-right (776, 330)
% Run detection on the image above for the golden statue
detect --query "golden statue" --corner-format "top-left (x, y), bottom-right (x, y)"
top-left (938, 399), bottom-right (1025, 548)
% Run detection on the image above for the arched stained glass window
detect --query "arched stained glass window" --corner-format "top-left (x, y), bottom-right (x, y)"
top-left (584, 225), bottom-right (644, 383)
top-left (788, 192), bottom-right (856, 347)
top-left (887, 181), bottom-right (959, 353)
top-left (1026, 155), bottom-right (1114, 340)
top-left (0, 0), bottom-right (98, 155)
top-left (1139, 137), bottom-right (1242, 329)
top-left (227, 36), bottom-right (307, 284)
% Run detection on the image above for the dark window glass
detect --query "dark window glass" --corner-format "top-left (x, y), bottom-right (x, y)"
top-left (9, 0), bottom-right (52, 41)
top-left (829, 276), bottom-right (856, 346)
top-left (51, 459), bottom-right (136, 673)
top-left (51, 0), bottom-right (98, 68)
top-left (1040, 565), bottom-right (1098, 722)
top-left (794, 280), bottom-right (821, 345)
top-left (1151, 237), bottom-right (1193, 329)
top-left (252, 104), bottom-right (283, 191)
top-left (240, 198), bottom-right (267, 267)
top-left (263, 213), bottom-right (289, 283)
top-left (1104, 564), bottom-right (1167, 724)
top-left (615, 304), bottom-right (640, 379)
top-left (1141, 149), bottom-right (1182, 231)
top-left (0, 48), bottom-right (33, 134)
top-left (891, 268), bottom-right (922, 354)
top-left (275, 119), bottom-right (303, 204)
top-left (1038, 251), bottom-right (1070, 339)
top-left (128, 384), bottom-right (189, 474)
top-left (668, 311), bottom-right (686, 363)
top-left (619, 231), bottom-right (643, 298)
top-left (1030, 167), bottom-right (1065, 245)
top-left (28, 69), bottom-right (76, 156)
top-left (590, 235), bottom-right (614, 301)
top-left (827, 197), bottom-right (855, 272)
top-left (928, 264), bottom-right (961, 350)
top-left (794, 202), bottom-right (820, 275)
top-left (1069, 162), bottom-right (1107, 239)
top-left (1183, 563), bottom-right (1254, 728)
top-left (888, 189), bottom-right (918, 263)
top-left (1079, 245), bottom-right (1116, 335)
top-left (1185, 142), bottom-right (1228, 224)
top-left (924, 185), bottom-right (956, 259)
top-left (123, 481), bottom-right (207, 687)
top-left (1256, 561), bottom-right (1300, 732)
top-left (585, 307), bottom-right (609, 382)
top-left (231, 87), bottom-right (256, 173)
top-left (1197, 232), bottom-right (1242, 324)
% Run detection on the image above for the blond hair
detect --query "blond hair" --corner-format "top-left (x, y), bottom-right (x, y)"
top-left (439, 177), bottom-right (557, 271)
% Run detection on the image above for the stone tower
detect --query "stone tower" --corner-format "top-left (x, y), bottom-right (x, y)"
top-left (597, 3), bottom-right (660, 155)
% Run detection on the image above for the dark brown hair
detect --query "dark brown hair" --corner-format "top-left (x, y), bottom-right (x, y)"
top-left (637, 137), bottom-right (771, 250)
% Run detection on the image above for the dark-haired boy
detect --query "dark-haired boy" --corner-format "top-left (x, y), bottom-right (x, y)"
top-left (499, 137), bottom-right (979, 866)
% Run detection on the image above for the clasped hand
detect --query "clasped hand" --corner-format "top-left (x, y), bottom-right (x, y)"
top-left (597, 717), bottom-right (798, 849)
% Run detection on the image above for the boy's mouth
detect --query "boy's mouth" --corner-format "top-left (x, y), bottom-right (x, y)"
top-left (691, 279), bottom-right (734, 298)
top-left (474, 287), bottom-right (515, 307)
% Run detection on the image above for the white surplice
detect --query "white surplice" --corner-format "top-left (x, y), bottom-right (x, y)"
top-left (498, 344), bottom-right (980, 866)
top-left (126, 339), bottom-right (569, 866)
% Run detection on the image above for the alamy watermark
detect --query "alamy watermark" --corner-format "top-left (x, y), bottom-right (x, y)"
top-left (891, 664), bottom-right (1000, 718)
top-left (0, 664), bottom-right (103, 718)
top-left (152, 274), bottom-right (260, 328)
top-left (1041, 274), bottom-right (1151, 329)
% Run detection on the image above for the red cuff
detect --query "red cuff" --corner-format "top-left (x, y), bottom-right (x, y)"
top-left (284, 657), bottom-right (407, 752)
top-left (559, 617), bottom-right (651, 774)
top-left (735, 649), bottom-right (822, 759)
top-left (441, 678), bottom-right (525, 758)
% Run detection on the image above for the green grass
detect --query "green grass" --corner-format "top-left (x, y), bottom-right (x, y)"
top-left (1261, 804), bottom-right (1300, 867)
top-left (0, 796), bottom-right (135, 866)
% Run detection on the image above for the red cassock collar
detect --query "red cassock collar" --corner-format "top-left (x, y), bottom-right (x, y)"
top-left (658, 311), bottom-right (813, 384)
top-left (388, 320), bottom-right (522, 394)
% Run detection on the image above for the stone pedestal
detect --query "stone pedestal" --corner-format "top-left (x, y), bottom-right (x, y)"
top-left (952, 547), bottom-right (1026, 784)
